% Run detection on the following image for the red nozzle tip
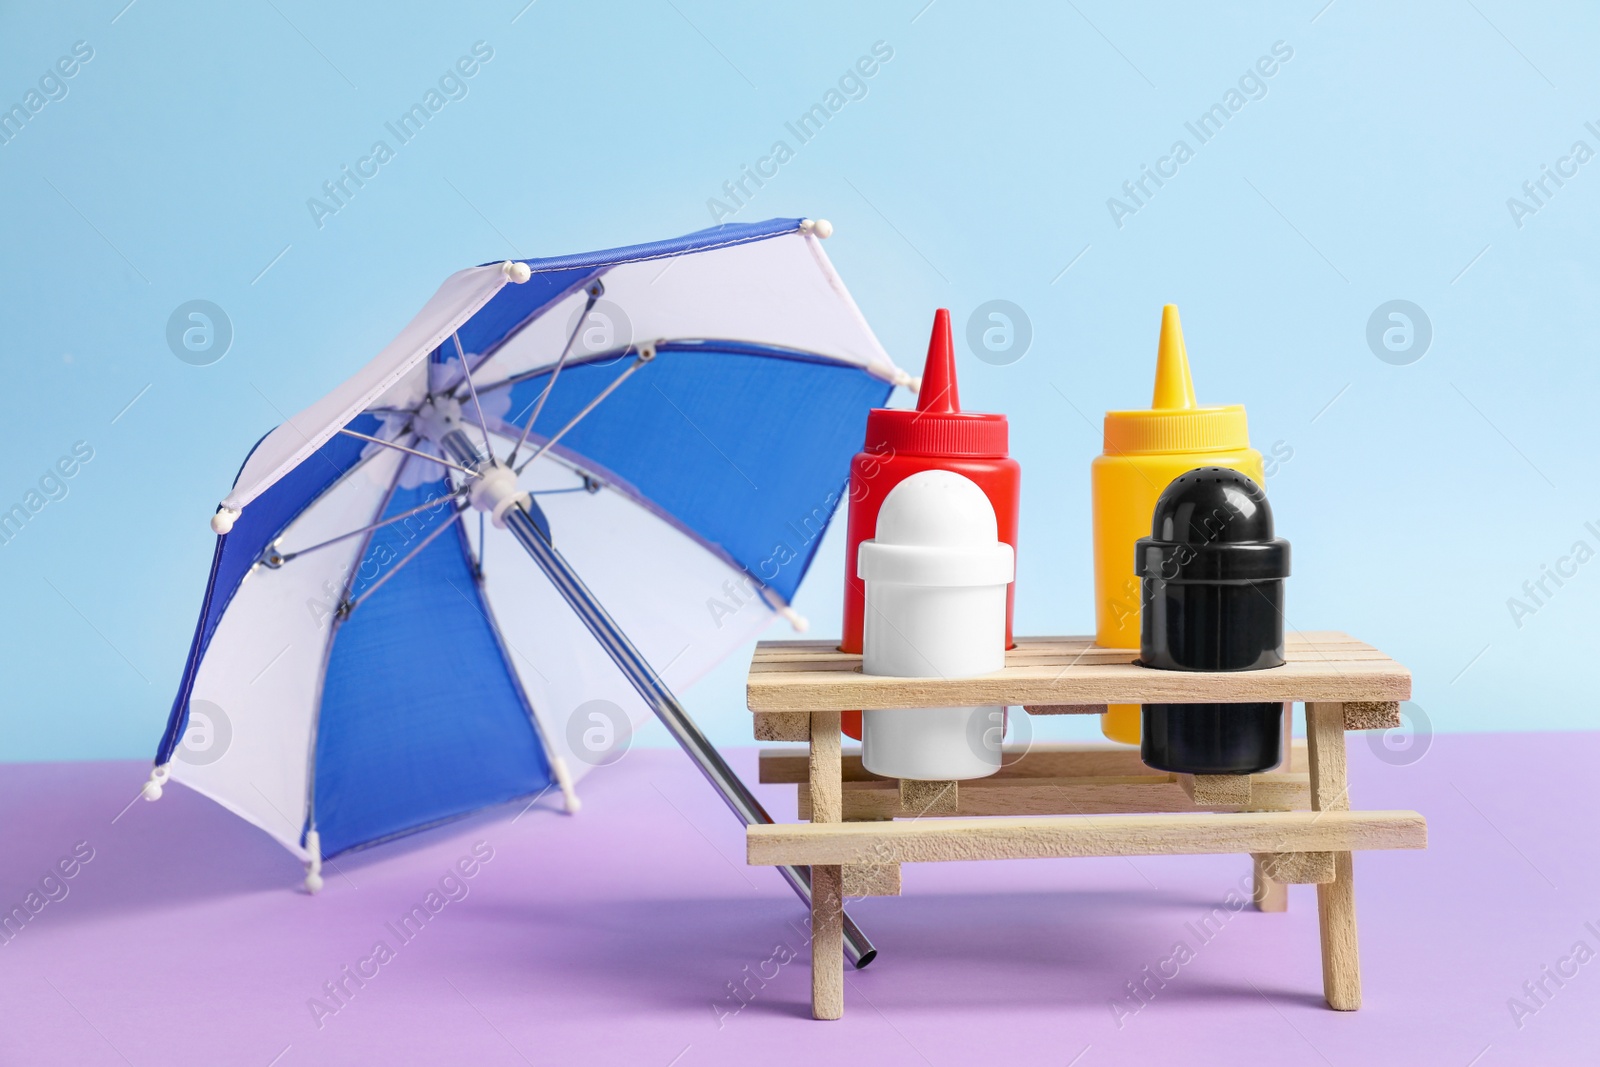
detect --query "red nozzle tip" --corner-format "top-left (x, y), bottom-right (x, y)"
top-left (916, 308), bottom-right (960, 413)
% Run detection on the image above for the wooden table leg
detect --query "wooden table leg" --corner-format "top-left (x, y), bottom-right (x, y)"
top-left (808, 710), bottom-right (843, 1020)
top-left (1254, 702), bottom-right (1293, 912)
top-left (1253, 854), bottom-right (1289, 912)
top-left (1307, 701), bottom-right (1360, 1010)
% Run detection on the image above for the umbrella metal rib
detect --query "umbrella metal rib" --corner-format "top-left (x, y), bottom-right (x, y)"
top-left (437, 427), bottom-right (878, 968)
top-left (452, 332), bottom-right (498, 461)
top-left (514, 353), bottom-right (648, 476)
top-left (274, 485), bottom-right (469, 565)
top-left (344, 503), bottom-right (468, 615)
top-left (335, 429), bottom-right (478, 479)
top-left (506, 283), bottom-right (599, 469)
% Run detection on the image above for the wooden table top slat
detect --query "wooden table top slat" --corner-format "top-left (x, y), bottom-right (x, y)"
top-left (746, 632), bottom-right (1409, 711)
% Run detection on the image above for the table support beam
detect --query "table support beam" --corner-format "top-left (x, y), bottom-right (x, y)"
top-left (1308, 701), bottom-right (1361, 1010)
top-left (809, 711), bottom-right (843, 1021)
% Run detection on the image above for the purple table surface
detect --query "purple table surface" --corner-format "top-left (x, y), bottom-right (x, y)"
top-left (0, 732), bottom-right (1596, 1067)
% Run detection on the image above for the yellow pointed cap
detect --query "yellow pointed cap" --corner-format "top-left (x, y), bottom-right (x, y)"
top-left (1103, 304), bottom-right (1250, 455)
top-left (1151, 304), bottom-right (1197, 409)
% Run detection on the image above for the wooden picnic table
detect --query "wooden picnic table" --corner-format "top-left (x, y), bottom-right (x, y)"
top-left (744, 632), bottom-right (1427, 1020)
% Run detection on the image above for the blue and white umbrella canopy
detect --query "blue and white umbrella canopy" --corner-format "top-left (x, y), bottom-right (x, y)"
top-left (154, 218), bottom-right (911, 877)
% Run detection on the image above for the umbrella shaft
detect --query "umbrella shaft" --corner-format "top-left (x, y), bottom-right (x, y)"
top-left (438, 429), bottom-right (876, 967)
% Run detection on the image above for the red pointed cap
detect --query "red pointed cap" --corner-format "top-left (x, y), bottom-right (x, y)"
top-left (862, 309), bottom-right (1009, 458)
top-left (917, 308), bottom-right (960, 413)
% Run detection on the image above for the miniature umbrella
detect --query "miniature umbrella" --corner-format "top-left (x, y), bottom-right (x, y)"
top-left (152, 218), bottom-right (912, 967)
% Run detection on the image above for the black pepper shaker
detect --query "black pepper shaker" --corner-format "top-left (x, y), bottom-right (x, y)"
top-left (1135, 468), bottom-right (1291, 774)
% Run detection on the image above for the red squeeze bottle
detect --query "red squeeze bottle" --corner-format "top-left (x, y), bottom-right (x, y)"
top-left (839, 308), bottom-right (1021, 739)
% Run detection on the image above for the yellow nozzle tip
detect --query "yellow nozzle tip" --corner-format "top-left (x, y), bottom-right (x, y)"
top-left (1152, 304), bottom-right (1198, 410)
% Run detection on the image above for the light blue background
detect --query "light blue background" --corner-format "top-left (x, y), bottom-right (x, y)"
top-left (2, 0), bottom-right (1595, 762)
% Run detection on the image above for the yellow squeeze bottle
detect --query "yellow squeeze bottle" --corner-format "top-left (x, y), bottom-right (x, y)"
top-left (1093, 305), bottom-right (1265, 745)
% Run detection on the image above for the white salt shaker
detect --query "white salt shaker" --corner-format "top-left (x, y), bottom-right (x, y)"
top-left (858, 469), bottom-right (1015, 780)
